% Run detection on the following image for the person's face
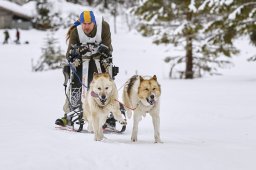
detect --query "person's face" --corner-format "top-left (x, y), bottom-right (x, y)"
top-left (82, 22), bottom-right (95, 34)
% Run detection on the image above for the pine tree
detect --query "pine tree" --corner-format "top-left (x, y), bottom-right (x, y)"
top-left (226, 0), bottom-right (256, 62)
top-left (87, 0), bottom-right (94, 6)
top-left (66, 0), bottom-right (79, 4)
top-left (93, 0), bottom-right (139, 33)
top-left (228, 0), bottom-right (256, 37)
top-left (66, 0), bottom-right (86, 5)
top-left (32, 31), bottom-right (65, 71)
top-left (34, 0), bottom-right (52, 30)
top-left (94, 0), bottom-right (109, 9)
top-left (33, 0), bottom-right (67, 30)
top-left (132, 0), bottom-right (255, 78)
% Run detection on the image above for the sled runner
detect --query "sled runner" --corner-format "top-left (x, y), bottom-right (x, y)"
top-left (56, 43), bottom-right (126, 133)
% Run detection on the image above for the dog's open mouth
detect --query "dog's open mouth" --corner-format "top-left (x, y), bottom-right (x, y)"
top-left (99, 96), bottom-right (107, 105)
top-left (100, 98), bottom-right (107, 105)
top-left (146, 98), bottom-right (155, 105)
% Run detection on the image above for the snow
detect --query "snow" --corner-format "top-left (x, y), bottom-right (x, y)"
top-left (249, 8), bottom-right (256, 18)
top-left (1, 4), bottom-right (256, 170)
top-left (189, 0), bottom-right (197, 13)
top-left (229, 2), bottom-right (256, 20)
top-left (228, 5), bottom-right (243, 20)
top-left (198, 0), bottom-right (234, 12)
top-left (0, 0), bottom-right (33, 18)
top-left (207, 0), bottom-right (234, 7)
top-left (223, 0), bottom-right (234, 5)
top-left (21, 1), bottom-right (37, 17)
top-left (1, 27), bottom-right (256, 170)
top-left (198, 0), bottom-right (209, 11)
top-left (173, 22), bottom-right (186, 35)
top-left (45, 0), bottom-right (92, 17)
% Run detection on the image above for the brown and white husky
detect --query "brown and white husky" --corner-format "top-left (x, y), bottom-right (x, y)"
top-left (123, 75), bottom-right (162, 143)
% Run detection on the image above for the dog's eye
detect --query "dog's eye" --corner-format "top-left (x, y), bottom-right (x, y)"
top-left (145, 88), bottom-right (149, 91)
top-left (98, 87), bottom-right (101, 90)
top-left (105, 87), bottom-right (109, 90)
top-left (153, 88), bottom-right (156, 91)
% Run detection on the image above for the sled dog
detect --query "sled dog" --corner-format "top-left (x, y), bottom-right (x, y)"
top-left (123, 75), bottom-right (162, 143)
top-left (83, 73), bottom-right (126, 141)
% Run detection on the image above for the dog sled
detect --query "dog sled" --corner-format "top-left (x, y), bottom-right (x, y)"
top-left (56, 43), bottom-right (126, 133)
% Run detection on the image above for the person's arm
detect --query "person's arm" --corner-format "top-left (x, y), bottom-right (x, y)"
top-left (101, 20), bottom-right (113, 53)
top-left (66, 28), bottom-right (80, 60)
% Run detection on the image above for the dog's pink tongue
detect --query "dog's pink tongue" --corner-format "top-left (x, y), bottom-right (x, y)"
top-left (91, 91), bottom-right (98, 97)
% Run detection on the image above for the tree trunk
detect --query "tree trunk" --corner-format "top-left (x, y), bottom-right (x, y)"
top-left (87, 0), bottom-right (94, 6)
top-left (185, 37), bottom-right (193, 79)
top-left (185, 11), bottom-right (193, 79)
top-left (104, 0), bottom-right (108, 9)
top-left (113, 1), bottom-right (117, 34)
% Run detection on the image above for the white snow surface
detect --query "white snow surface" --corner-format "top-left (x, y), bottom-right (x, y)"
top-left (0, 10), bottom-right (256, 170)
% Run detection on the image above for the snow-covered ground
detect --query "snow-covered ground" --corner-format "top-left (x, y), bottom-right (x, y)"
top-left (0, 16), bottom-right (256, 170)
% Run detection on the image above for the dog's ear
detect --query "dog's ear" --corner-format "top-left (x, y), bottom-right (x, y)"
top-left (139, 76), bottom-right (144, 82)
top-left (102, 72), bottom-right (110, 79)
top-left (152, 75), bottom-right (157, 81)
top-left (93, 72), bottom-right (98, 79)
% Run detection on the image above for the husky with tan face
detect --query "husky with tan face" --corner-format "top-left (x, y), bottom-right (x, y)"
top-left (123, 75), bottom-right (162, 143)
top-left (82, 73), bottom-right (126, 141)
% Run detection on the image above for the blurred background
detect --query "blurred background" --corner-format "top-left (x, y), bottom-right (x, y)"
top-left (0, 0), bottom-right (255, 78)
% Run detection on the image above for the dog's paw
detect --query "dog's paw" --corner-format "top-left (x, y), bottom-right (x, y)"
top-left (154, 138), bottom-right (163, 143)
top-left (87, 124), bottom-right (94, 133)
top-left (94, 136), bottom-right (103, 141)
top-left (131, 136), bottom-right (137, 142)
top-left (87, 129), bottom-right (94, 133)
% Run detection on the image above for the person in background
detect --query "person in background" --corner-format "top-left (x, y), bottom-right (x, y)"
top-left (3, 30), bottom-right (10, 44)
top-left (15, 28), bottom-right (20, 44)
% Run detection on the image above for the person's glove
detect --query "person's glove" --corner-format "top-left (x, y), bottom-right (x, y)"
top-left (98, 44), bottom-right (111, 58)
top-left (79, 44), bottom-right (91, 56)
top-left (72, 58), bottom-right (80, 67)
top-left (68, 44), bottom-right (81, 62)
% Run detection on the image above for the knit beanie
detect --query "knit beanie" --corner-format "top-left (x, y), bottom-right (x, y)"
top-left (73, 10), bottom-right (96, 27)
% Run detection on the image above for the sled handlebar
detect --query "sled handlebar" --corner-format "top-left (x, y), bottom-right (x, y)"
top-left (68, 43), bottom-right (111, 62)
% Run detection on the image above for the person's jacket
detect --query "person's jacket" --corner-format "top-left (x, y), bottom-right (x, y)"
top-left (66, 20), bottom-right (112, 59)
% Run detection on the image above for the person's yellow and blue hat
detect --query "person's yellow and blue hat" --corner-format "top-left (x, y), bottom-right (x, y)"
top-left (73, 10), bottom-right (96, 27)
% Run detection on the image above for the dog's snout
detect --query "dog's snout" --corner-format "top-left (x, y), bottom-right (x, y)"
top-left (150, 95), bottom-right (154, 99)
